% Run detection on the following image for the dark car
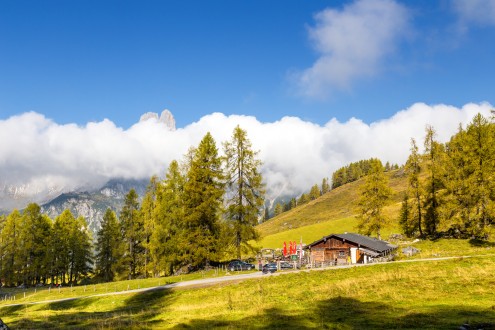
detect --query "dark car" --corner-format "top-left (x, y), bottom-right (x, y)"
top-left (280, 261), bottom-right (299, 269)
top-left (262, 262), bottom-right (277, 274)
top-left (228, 260), bottom-right (255, 271)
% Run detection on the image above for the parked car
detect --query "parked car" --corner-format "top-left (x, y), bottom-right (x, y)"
top-left (228, 260), bottom-right (255, 271)
top-left (262, 263), bottom-right (277, 274)
top-left (280, 261), bottom-right (300, 269)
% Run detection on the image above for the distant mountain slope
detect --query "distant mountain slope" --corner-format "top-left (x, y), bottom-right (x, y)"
top-left (256, 169), bottom-right (408, 238)
top-left (41, 179), bottom-right (148, 235)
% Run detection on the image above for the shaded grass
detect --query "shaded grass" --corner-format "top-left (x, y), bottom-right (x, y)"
top-left (0, 268), bottom-right (241, 306)
top-left (4, 256), bottom-right (495, 329)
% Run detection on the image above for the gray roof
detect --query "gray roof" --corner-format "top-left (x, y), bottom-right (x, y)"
top-left (306, 233), bottom-right (396, 254)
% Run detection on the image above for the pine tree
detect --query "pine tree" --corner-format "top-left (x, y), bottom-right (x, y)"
top-left (95, 209), bottom-right (123, 282)
top-left (223, 126), bottom-right (265, 259)
top-left (356, 160), bottom-right (392, 239)
top-left (120, 189), bottom-right (144, 279)
top-left (182, 132), bottom-right (225, 269)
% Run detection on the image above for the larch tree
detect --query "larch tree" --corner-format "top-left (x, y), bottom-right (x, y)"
top-left (423, 126), bottom-right (445, 237)
top-left (404, 138), bottom-right (424, 237)
top-left (321, 178), bottom-right (330, 194)
top-left (152, 160), bottom-right (186, 275)
top-left (446, 114), bottom-right (495, 237)
top-left (182, 132), bottom-right (225, 269)
top-left (70, 216), bottom-right (93, 283)
top-left (95, 208), bottom-right (124, 282)
top-left (120, 189), bottom-right (144, 279)
top-left (140, 176), bottom-right (160, 277)
top-left (19, 204), bottom-right (52, 286)
top-left (309, 184), bottom-right (321, 200)
top-left (356, 160), bottom-right (392, 240)
top-left (223, 125), bottom-right (265, 259)
top-left (0, 210), bottom-right (22, 286)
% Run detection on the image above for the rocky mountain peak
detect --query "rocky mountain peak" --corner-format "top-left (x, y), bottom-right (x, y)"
top-left (139, 109), bottom-right (176, 131)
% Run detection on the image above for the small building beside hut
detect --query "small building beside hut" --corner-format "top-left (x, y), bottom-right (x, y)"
top-left (305, 233), bottom-right (396, 266)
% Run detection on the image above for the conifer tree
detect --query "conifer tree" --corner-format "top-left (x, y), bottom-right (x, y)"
top-left (274, 203), bottom-right (283, 217)
top-left (0, 210), bottom-right (22, 286)
top-left (140, 176), bottom-right (159, 277)
top-left (182, 132), bottom-right (225, 269)
top-left (445, 114), bottom-right (495, 237)
top-left (404, 138), bottom-right (424, 237)
top-left (298, 193), bottom-right (309, 205)
top-left (356, 160), bottom-right (392, 239)
top-left (120, 189), bottom-right (143, 279)
top-left (152, 160), bottom-right (185, 275)
top-left (19, 204), bottom-right (52, 285)
top-left (70, 216), bottom-right (93, 283)
top-left (95, 209), bottom-right (123, 282)
top-left (309, 184), bottom-right (321, 200)
top-left (423, 126), bottom-right (445, 237)
top-left (51, 210), bottom-right (73, 284)
top-left (321, 178), bottom-right (330, 194)
top-left (223, 126), bottom-right (265, 259)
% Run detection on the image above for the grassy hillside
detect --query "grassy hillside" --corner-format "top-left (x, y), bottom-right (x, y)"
top-left (256, 169), bottom-right (408, 248)
top-left (4, 255), bottom-right (495, 329)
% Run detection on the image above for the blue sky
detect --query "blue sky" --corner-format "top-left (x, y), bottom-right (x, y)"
top-left (1, 0), bottom-right (495, 208)
top-left (1, 0), bottom-right (494, 128)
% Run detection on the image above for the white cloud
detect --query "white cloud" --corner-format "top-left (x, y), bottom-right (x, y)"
top-left (454, 0), bottom-right (495, 27)
top-left (295, 0), bottom-right (409, 98)
top-left (0, 102), bottom-right (493, 209)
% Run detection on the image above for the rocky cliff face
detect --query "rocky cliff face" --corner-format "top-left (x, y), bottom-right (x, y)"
top-left (139, 109), bottom-right (176, 131)
top-left (40, 179), bottom-right (148, 236)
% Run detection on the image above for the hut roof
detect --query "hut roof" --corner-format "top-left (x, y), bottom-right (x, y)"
top-left (306, 233), bottom-right (396, 254)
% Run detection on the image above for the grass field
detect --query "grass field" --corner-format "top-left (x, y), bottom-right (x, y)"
top-left (3, 255), bottom-right (495, 329)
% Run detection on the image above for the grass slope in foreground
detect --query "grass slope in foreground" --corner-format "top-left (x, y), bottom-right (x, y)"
top-left (4, 255), bottom-right (495, 329)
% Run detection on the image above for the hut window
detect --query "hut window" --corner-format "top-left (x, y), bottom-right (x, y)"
top-left (338, 251), bottom-right (346, 257)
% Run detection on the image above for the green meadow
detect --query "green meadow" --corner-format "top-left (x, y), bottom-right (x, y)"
top-left (2, 255), bottom-right (495, 329)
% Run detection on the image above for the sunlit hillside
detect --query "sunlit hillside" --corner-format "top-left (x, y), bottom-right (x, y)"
top-left (256, 169), bottom-right (410, 248)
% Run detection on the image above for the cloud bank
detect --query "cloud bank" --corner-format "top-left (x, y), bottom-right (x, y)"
top-left (0, 102), bottom-right (492, 208)
top-left (295, 0), bottom-right (410, 98)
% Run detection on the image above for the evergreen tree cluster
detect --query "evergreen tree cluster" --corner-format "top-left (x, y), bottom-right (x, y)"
top-left (332, 158), bottom-right (399, 189)
top-left (0, 204), bottom-right (93, 287)
top-left (400, 114), bottom-right (495, 239)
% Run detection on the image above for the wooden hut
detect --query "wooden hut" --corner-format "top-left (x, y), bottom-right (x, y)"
top-left (305, 233), bottom-right (396, 265)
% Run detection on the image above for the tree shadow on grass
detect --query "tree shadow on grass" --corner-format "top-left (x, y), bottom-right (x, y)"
top-left (173, 296), bottom-right (495, 330)
top-left (469, 239), bottom-right (495, 248)
top-left (6, 286), bottom-right (174, 329)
